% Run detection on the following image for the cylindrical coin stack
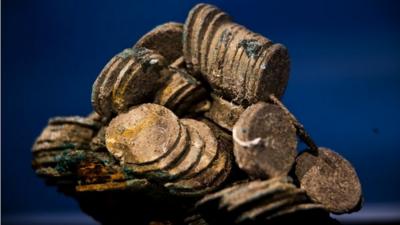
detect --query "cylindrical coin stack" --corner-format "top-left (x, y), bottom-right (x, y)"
top-left (196, 177), bottom-right (336, 224)
top-left (183, 3), bottom-right (290, 106)
top-left (32, 115), bottom-right (100, 182)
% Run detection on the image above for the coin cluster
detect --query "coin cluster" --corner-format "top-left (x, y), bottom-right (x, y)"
top-left (196, 177), bottom-right (333, 224)
top-left (32, 3), bottom-right (362, 225)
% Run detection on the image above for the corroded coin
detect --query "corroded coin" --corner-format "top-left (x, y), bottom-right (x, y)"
top-left (183, 3), bottom-right (208, 70)
top-left (94, 49), bottom-right (133, 118)
top-left (165, 147), bottom-right (230, 197)
top-left (112, 48), bottom-right (170, 113)
top-left (224, 180), bottom-right (297, 212)
top-left (232, 102), bottom-right (297, 178)
top-left (178, 119), bottom-right (219, 178)
top-left (153, 68), bottom-right (206, 115)
top-left (200, 10), bottom-right (230, 75)
top-left (127, 123), bottom-right (189, 179)
top-left (235, 188), bottom-right (308, 223)
top-left (204, 94), bottom-right (244, 131)
top-left (135, 22), bottom-right (183, 64)
top-left (33, 122), bottom-right (95, 152)
top-left (91, 55), bottom-right (120, 118)
top-left (105, 104), bottom-right (181, 165)
top-left (162, 121), bottom-right (204, 178)
top-left (295, 147), bottom-right (362, 214)
top-left (48, 116), bottom-right (100, 129)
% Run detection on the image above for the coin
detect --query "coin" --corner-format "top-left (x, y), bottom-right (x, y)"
top-left (178, 119), bottom-right (219, 178)
top-left (33, 122), bottom-right (95, 152)
top-left (193, 5), bottom-right (221, 72)
top-left (127, 124), bottom-right (189, 179)
top-left (250, 44), bottom-right (290, 104)
top-left (105, 104), bottom-right (181, 165)
top-left (48, 116), bottom-right (101, 129)
top-left (235, 188), bottom-right (308, 223)
top-left (112, 48), bottom-right (170, 113)
top-left (91, 55), bottom-right (120, 118)
top-left (135, 22), bottom-right (183, 64)
top-left (200, 11), bottom-right (230, 75)
top-left (295, 147), bottom-right (362, 214)
top-left (165, 147), bottom-right (230, 196)
top-left (183, 3), bottom-right (207, 70)
top-left (233, 102), bottom-right (297, 178)
top-left (145, 121), bottom-right (204, 181)
top-left (204, 94), bottom-right (244, 131)
top-left (225, 181), bottom-right (297, 212)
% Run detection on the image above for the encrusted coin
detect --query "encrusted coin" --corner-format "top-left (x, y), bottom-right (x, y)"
top-left (135, 22), bottom-right (184, 64)
top-left (233, 102), bottom-right (297, 178)
top-left (105, 104), bottom-right (181, 165)
top-left (295, 147), bottom-right (362, 214)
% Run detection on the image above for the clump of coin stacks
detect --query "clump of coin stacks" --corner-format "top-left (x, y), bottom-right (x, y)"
top-left (32, 3), bottom-right (362, 225)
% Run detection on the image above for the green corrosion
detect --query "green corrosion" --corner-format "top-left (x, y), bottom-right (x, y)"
top-left (55, 150), bottom-right (87, 173)
top-left (238, 39), bottom-right (263, 59)
top-left (122, 166), bottom-right (139, 180)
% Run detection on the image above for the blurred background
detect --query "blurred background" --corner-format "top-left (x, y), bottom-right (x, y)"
top-left (2, 0), bottom-right (400, 224)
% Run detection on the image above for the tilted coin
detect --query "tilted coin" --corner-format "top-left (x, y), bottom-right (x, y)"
top-left (111, 47), bottom-right (170, 114)
top-left (135, 22), bottom-right (183, 64)
top-left (232, 102), bottom-right (297, 178)
top-left (295, 147), bottom-right (362, 214)
top-left (92, 49), bottom-right (133, 118)
top-left (204, 94), bottom-right (244, 131)
top-left (154, 68), bottom-right (206, 115)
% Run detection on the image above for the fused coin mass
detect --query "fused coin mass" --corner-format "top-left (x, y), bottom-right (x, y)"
top-left (32, 3), bottom-right (362, 224)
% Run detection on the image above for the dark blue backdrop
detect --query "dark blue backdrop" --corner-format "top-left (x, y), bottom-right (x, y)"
top-left (3, 0), bottom-right (400, 216)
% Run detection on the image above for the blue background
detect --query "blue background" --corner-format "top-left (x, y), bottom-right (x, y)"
top-left (2, 0), bottom-right (400, 217)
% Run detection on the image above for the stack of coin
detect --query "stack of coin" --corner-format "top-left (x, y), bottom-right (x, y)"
top-left (105, 103), bottom-right (232, 196)
top-left (183, 3), bottom-right (290, 106)
top-left (32, 115), bottom-right (100, 182)
top-left (154, 65), bottom-right (207, 116)
top-left (91, 47), bottom-right (171, 118)
top-left (196, 177), bottom-right (333, 224)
